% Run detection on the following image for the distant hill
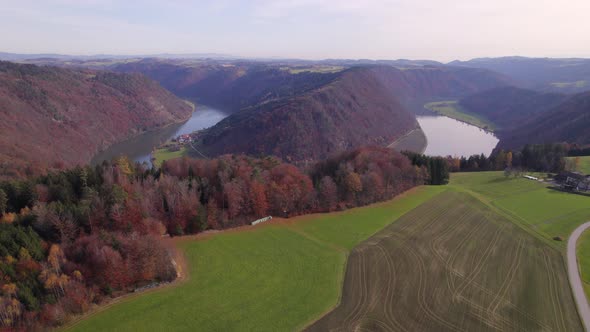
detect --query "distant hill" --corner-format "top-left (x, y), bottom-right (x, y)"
top-left (459, 87), bottom-right (567, 129)
top-left (449, 57), bottom-right (590, 93)
top-left (112, 59), bottom-right (342, 112)
top-left (194, 65), bottom-right (511, 162)
top-left (497, 91), bottom-right (590, 150)
top-left (0, 61), bottom-right (192, 178)
top-left (113, 59), bottom-right (512, 112)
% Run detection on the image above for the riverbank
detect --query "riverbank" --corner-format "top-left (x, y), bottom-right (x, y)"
top-left (91, 104), bottom-right (228, 166)
top-left (424, 100), bottom-right (496, 132)
top-left (388, 127), bottom-right (427, 154)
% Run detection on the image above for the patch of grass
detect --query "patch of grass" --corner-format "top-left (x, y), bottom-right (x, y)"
top-left (280, 66), bottom-right (344, 74)
top-left (309, 191), bottom-right (582, 331)
top-left (567, 156), bottom-right (590, 174)
top-left (425, 100), bottom-right (496, 131)
top-left (65, 186), bottom-right (444, 332)
top-left (152, 146), bottom-right (187, 167)
top-left (551, 80), bottom-right (587, 89)
top-left (450, 172), bottom-right (590, 248)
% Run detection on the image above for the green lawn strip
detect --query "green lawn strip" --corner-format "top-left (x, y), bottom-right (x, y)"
top-left (152, 146), bottom-right (187, 167)
top-left (577, 228), bottom-right (590, 300)
top-left (567, 156), bottom-right (590, 174)
top-left (66, 186), bottom-right (444, 332)
top-left (424, 100), bottom-right (496, 131)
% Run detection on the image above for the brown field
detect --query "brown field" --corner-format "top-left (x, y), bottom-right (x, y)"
top-left (306, 191), bottom-right (582, 331)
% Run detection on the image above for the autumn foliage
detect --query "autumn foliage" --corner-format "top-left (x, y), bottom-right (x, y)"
top-left (0, 146), bottom-right (425, 330)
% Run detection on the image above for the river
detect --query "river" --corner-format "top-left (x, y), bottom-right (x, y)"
top-left (91, 105), bottom-right (228, 165)
top-left (417, 115), bottom-right (499, 157)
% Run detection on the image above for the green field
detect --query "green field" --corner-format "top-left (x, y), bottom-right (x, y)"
top-left (66, 172), bottom-right (590, 331)
top-left (152, 146), bottom-right (187, 167)
top-left (450, 172), bottom-right (590, 247)
top-left (308, 191), bottom-right (582, 331)
top-left (66, 186), bottom-right (445, 331)
top-left (567, 156), bottom-right (590, 174)
top-left (551, 80), bottom-right (587, 89)
top-left (424, 101), bottom-right (496, 131)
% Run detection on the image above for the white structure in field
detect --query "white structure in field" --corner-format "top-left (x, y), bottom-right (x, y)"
top-left (251, 216), bottom-right (272, 226)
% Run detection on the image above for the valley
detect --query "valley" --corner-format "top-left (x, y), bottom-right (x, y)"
top-left (2, 54), bottom-right (590, 332)
top-left (4, 2), bottom-right (590, 331)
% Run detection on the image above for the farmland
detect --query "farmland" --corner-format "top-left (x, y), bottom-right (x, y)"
top-left (450, 172), bottom-right (590, 247)
top-left (424, 100), bottom-right (496, 131)
top-left (65, 172), bottom-right (590, 331)
top-left (65, 186), bottom-right (445, 332)
top-left (308, 191), bottom-right (582, 331)
top-left (152, 146), bottom-right (187, 167)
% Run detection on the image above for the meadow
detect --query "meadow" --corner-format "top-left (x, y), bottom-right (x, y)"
top-left (449, 172), bottom-right (590, 248)
top-left (66, 172), bottom-right (590, 331)
top-left (567, 156), bottom-right (590, 174)
top-left (424, 100), bottom-right (496, 131)
top-left (308, 191), bottom-right (582, 331)
top-left (65, 186), bottom-right (445, 331)
top-left (152, 146), bottom-right (187, 167)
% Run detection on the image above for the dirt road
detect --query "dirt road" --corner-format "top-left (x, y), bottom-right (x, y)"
top-left (567, 222), bottom-right (590, 331)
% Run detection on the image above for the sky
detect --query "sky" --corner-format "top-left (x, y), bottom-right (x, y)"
top-left (2, 0), bottom-right (590, 62)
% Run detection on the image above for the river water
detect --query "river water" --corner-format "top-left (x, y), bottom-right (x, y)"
top-left (91, 105), bottom-right (228, 165)
top-left (417, 115), bottom-right (499, 157)
top-left (91, 107), bottom-right (498, 165)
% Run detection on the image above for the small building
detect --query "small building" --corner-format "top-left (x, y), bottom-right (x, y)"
top-left (556, 171), bottom-right (589, 192)
top-left (177, 134), bottom-right (191, 145)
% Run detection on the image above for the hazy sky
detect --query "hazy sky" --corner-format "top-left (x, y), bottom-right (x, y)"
top-left (2, 0), bottom-right (590, 62)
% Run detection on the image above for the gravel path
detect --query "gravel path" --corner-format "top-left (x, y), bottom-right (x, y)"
top-left (567, 221), bottom-right (590, 331)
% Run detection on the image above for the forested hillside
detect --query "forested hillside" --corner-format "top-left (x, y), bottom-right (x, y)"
top-left (0, 61), bottom-right (193, 179)
top-left (498, 91), bottom-right (590, 150)
top-left (197, 67), bottom-right (419, 162)
top-left (459, 87), bottom-right (567, 129)
top-left (113, 59), bottom-right (512, 111)
top-left (189, 65), bottom-right (511, 162)
top-left (450, 57), bottom-right (590, 93)
top-left (0, 147), bottom-right (425, 329)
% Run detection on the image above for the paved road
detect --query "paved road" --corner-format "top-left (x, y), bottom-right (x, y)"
top-left (567, 221), bottom-right (590, 331)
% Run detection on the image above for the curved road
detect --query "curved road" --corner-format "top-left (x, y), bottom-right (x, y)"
top-left (568, 222), bottom-right (590, 331)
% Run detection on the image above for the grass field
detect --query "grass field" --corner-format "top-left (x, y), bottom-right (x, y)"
top-left (450, 172), bottom-right (590, 247)
top-left (567, 156), bottom-right (590, 174)
top-left (424, 101), bottom-right (496, 131)
top-left (308, 191), bottom-right (582, 331)
top-left (66, 172), bottom-right (590, 331)
top-left (65, 186), bottom-right (445, 332)
top-left (152, 146), bottom-right (187, 167)
top-left (551, 80), bottom-right (587, 89)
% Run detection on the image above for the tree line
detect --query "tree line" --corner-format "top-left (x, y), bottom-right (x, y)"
top-left (0, 146), bottom-right (427, 330)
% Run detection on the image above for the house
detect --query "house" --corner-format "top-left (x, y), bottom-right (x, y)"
top-left (177, 134), bottom-right (192, 145)
top-left (556, 171), bottom-right (590, 192)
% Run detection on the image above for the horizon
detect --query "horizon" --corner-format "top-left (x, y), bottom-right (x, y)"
top-left (2, 0), bottom-right (590, 62)
top-left (3, 51), bottom-right (590, 64)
